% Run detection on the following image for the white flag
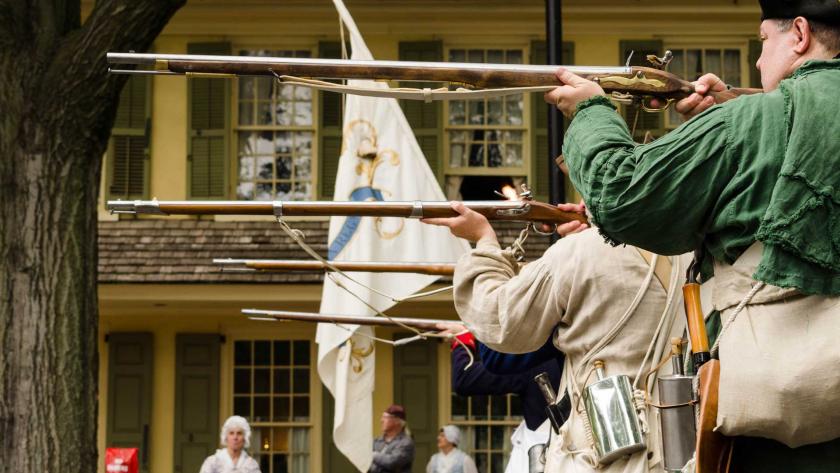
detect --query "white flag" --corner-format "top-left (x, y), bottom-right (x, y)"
top-left (316, 1), bottom-right (470, 471)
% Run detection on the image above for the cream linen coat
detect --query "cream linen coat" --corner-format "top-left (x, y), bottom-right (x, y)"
top-left (454, 229), bottom-right (688, 473)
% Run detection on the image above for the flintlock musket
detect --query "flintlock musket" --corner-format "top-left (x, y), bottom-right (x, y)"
top-left (107, 52), bottom-right (761, 107)
top-left (243, 309), bottom-right (453, 332)
top-left (215, 258), bottom-right (457, 276)
top-left (106, 198), bottom-right (587, 227)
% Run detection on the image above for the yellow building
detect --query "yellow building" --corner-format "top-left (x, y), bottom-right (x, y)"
top-left (93, 1), bottom-right (762, 472)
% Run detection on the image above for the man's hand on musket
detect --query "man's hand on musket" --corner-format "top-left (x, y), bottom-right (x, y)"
top-left (676, 73), bottom-right (727, 118)
top-left (540, 200), bottom-right (589, 236)
top-left (544, 68), bottom-right (606, 118)
top-left (421, 202), bottom-right (497, 243)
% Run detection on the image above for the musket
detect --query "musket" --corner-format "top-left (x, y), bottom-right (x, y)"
top-left (106, 198), bottom-right (587, 227)
top-left (244, 309), bottom-right (453, 332)
top-left (215, 258), bottom-right (457, 276)
top-left (107, 51), bottom-right (761, 106)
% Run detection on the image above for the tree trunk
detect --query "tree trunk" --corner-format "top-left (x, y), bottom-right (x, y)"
top-left (0, 1), bottom-right (185, 471)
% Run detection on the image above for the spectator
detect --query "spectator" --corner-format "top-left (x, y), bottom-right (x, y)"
top-left (369, 404), bottom-right (415, 473)
top-left (199, 415), bottom-right (261, 473)
top-left (426, 425), bottom-right (478, 473)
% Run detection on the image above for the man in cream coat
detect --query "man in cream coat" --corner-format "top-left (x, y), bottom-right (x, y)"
top-left (424, 202), bottom-right (689, 472)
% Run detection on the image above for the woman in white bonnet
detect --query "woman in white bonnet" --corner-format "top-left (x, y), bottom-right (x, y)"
top-left (199, 415), bottom-right (261, 473)
top-left (426, 425), bottom-right (477, 473)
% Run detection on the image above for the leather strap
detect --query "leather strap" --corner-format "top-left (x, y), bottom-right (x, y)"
top-left (636, 249), bottom-right (672, 291)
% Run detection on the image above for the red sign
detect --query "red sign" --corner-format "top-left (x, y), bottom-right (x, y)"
top-left (105, 448), bottom-right (139, 473)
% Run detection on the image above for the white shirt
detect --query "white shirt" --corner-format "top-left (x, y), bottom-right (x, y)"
top-left (199, 449), bottom-right (261, 473)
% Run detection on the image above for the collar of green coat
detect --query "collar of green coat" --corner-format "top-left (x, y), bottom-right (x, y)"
top-left (791, 57), bottom-right (840, 78)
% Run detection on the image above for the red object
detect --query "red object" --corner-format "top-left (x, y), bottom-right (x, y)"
top-left (105, 448), bottom-right (139, 473)
top-left (450, 331), bottom-right (476, 352)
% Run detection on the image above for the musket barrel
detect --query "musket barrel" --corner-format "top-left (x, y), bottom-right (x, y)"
top-left (214, 258), bottom-right (456, 276)
top-left (243, 309), bottom-right (454, 332)
top-left (105, 199), bottom-right (587, 225)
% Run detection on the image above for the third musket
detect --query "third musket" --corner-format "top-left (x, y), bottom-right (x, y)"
top-left (106, 199), bottom-right (587, 226)
top-left (215, 258), bottom-right (456, 276)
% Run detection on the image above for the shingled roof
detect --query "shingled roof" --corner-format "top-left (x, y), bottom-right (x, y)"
top-left (97, 219), bottom-right (554, 284)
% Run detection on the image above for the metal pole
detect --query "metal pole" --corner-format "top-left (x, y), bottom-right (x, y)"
top-left (546, 0), bottom-right (565, 211)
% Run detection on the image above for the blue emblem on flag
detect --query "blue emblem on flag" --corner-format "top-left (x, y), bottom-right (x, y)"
top-left (328, 186), bottom-right (385, 259)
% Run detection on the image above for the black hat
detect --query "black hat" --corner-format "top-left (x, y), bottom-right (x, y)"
top-left (759, 0), bottom-right (840, 25)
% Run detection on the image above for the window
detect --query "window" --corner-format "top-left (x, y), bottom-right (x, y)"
top-left (666, 47), bottom-right (744, 127)
top-left (107, 75), bottom-right (150, 200)
top-left (450, 393), bottom-right (523, 473)
top-left (233, 340), bottom-right (312, 473)
top-left (235, 49), bottom-right (315, 201)
top-left (444, 48), bottom-right (529, 199)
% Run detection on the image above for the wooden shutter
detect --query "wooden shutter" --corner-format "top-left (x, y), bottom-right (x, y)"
top-left (188, 42), bottom-right (230, 199)
top-left (319, 41), bottom-right (344, 199)
top-left (618, 39), bottom-right (664, 138)
top-left (748, 39), bottom-right (762, 89)
top-left (108, 75), bottom-right (151, 200)
top-left (173, 334), bottom-right (221, 473)
top-left (531, 40), bottom-right (575, 201)
top-left (107, 333), bottom-right (154, 473)
top-left (399, 41), bottom-right (444, 185)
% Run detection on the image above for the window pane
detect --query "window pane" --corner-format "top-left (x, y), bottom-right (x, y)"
top-left (451, 394), bottom-right (468, 420)
top-left (239, 102), bottom-right (254, 126)
top-left (273, 427), bottom-right (290, 452)
top-left (238, 156), bottom-right (255, 180)
top-left (705, 49), bottom-right (722, 78)
top-left (491, 425), bottom-right (505, 449)
top-left (253, 396), bottom-right (270, 422)
top-left (724, 49), bottom-right (741, 86)
top-left (273, 396), bottom-right (291, 422)
top-left (236, 182), bottom-right (255, 200)
top-left (293, 341), bottom-right (310, 365)
top-left (293, 396), bottom-right (310, 421)
top-left (253, 368), bottom-right (270, 393)
top-left (276, 156), bottom-right (292, 179)
top-left (234, 368), bottom-right (251, 394)
top-left (274, 368), bottom-right (291, 393)
top-left (449, 100), bottom-right (466, 125)
top-left (274, 341), bottom-right (291, 365)
top-left (254, 341), bottom-right (271, 365)
top-left (234, 341), bottom-right (252, 365)
top-left (492, 452), bottom-right (505, 472)
top-left (273, 454), bottom-right (289, 472)
top-left (490, 395), bottom-right (507, 420)
top-left (472, 395), bottom-right (488, 420)
top-left (293, 368), bottom-right (309, 394)
top-left (233, 396), bottom-right (250, 417)
top-left (475, 425), bottom-right (488, 449)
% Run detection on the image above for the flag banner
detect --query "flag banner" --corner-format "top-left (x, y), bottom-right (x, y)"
top-left (317, 0), bottom-right (470, 470)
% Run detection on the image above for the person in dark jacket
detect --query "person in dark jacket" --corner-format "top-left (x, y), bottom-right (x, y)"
top-left (369, 404), bottom-right (415, 473)
top-left (443, 325), bottom-right (562, 473)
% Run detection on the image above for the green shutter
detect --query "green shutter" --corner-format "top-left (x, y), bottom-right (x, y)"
top-left (399, 41), bottom-right (444, 185)
top-left (618, 39), bottom-right (664, 138)
top-left (173, 334), bottom-right (221, 473)
top-left (748, 39), bottom-right (762, 89)
top-left (531, 40), bottom-right (575, 201)
top-left (107, 333), bottom-right (153, 473)
top-left (188, 42), bottom-right (230, 199)
top-left (319, 41), bottom-right (344, 199)
top-left (108, 75), bottom-right (151, 200)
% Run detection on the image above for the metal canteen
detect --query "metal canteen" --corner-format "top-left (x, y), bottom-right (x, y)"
top-left (583, 360), bottom-right (646, 464)
top-left (658, 339), bottom-right (697, 471)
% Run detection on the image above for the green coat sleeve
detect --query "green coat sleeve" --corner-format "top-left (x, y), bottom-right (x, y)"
top-left (563, 97), bottom-right (736, 256)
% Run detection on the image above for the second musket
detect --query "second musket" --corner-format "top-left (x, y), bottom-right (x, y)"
top-left (106, 199), bottom-right (587, 227)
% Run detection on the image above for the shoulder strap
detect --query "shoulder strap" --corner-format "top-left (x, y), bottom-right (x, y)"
top-left (636, 248), bottom-right (672, 291)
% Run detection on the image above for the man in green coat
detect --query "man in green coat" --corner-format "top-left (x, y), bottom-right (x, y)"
top-left (543, 0), bottom-right (839, 471)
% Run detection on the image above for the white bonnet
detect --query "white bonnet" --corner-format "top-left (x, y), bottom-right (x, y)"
top-left (441, 425), bottom-right (461, 446)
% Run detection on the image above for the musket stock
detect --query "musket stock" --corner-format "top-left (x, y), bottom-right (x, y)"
top-left (215, 258), bottom-right (457, 276)
top-left (243, 309), bottom-right (454, 332)
top-left (106, 199), bottom-right (587, 226)
top-left (107, 52), bottom-right (761, 104)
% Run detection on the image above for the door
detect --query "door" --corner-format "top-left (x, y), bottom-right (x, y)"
top-left (393, 336), bottom-right (439, 473)
top-left (107, 332), bottom-right (154, 473)
top-left (173, 334), bottom-right (221, 473)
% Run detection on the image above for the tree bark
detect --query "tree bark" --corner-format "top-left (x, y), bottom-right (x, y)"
top-left (0, 1), bottom-right (185, 471)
